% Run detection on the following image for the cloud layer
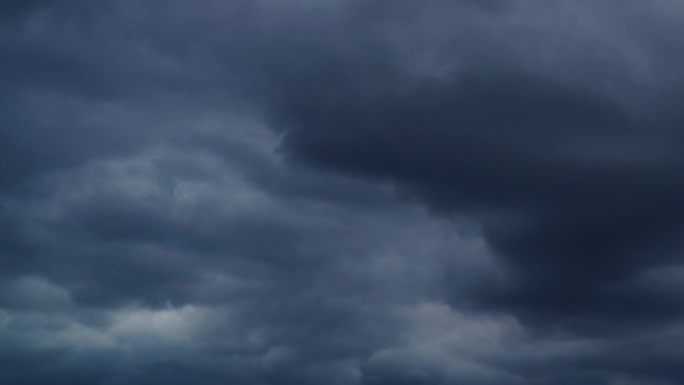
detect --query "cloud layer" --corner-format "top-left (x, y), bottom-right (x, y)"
top-left (2, 1), bottom-right (684, 384)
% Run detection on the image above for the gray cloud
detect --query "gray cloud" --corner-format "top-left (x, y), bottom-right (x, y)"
top-left (2, 1), bottom-right (684, 385)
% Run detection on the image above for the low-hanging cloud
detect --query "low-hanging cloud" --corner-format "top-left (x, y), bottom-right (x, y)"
top-left (2, 1), bottom-right (684, 385)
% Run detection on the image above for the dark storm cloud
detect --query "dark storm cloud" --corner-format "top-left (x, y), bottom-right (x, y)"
top-left (272, 68), bottom-right (684, 328)
top-left (268, 5), bottom-right (684, 330)
top-left (3, 1), bottom-right (684, 385)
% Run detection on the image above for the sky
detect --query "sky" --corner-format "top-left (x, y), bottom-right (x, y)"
top-left (2, 1), bottom-right (684, 384)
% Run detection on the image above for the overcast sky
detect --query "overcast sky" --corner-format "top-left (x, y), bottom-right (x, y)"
top-left (3, 1), bottom-right (684, 384)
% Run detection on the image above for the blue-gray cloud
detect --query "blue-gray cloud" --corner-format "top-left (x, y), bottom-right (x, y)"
top-left (2, 1), bottom-right (684, 385)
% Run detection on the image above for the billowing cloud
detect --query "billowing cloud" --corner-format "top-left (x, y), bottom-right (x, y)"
top-left (2, 1), bottom-right (684, 385)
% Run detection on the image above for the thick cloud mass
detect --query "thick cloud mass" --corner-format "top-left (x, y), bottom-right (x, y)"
top-left (3, 1), bottom-right (684, 384)
top-left (276, 70), bottom-right (684, 328)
